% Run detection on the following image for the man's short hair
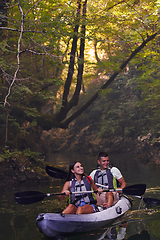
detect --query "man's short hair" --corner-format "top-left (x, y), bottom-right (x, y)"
top-left (98, 152), bottom-right (109, 160)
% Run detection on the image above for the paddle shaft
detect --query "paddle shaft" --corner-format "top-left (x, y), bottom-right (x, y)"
top-left (14, 190), bottom-right (98, 205)
top-left (46, 189), bottom-right (117, 196)
top-left (96, 183), bottom-right (160, 206)
top-left (14, 189), bottom-right (121, 205)
top-left (71, 189), bottom-right (122, 194)
top-left (96, 183), bottom-right (123, 191)
top-left (14, 183), bottom-right (146, 205)
top-left (97, 183), bottom-right (145, 196)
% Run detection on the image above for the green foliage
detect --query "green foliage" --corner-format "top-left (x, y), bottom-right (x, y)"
top-left (0, 148), bottom-right (40, 162)
top-left (72, 58), bottom-right (160, 141)
top-left (0, 0), bottom-right (159, 151)
top-left (22, 148), bottom-right (41, 160)
top-left (0, 41), bottom-right (10, 53)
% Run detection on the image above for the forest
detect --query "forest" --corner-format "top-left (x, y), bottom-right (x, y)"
top-left (0, 0), bottom-right (160, 163)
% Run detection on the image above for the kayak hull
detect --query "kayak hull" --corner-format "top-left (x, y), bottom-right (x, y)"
top-left (36, 196), bottom-right (131, 238)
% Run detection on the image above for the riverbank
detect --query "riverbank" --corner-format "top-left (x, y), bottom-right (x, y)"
top-left (41, 128), bottom-right (160, 165)
top-left (0, 152), bottom-right (50, 188)
top-left (1, 128), bottom-right (159, 188)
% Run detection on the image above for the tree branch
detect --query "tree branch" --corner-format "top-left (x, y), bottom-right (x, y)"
top-left (56, 0), bottom-right (81, 121)
top-left (59, 32), bottom-right (158, 128)
top-left (0, 26), bottom-right (43, 33)
top-left (4, 2), bottom-right (24, 107)
top-left (67, 0), bottom-right (87, 111)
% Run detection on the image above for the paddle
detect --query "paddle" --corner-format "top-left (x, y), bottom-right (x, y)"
top-left (96, 183), bottom-right (160, 206)
top-left (46, 165), bottom-right (68, 179)
top-left (14, 191), bottom-right (66, 205)
top-left (46, 166), bottom-right (146, 195)
top-left (46, 166), bottom-right (160, 206)
top-left (133, 195), bottom-right (160, 206)
top-left (14, 184), bottom-right (146, 205)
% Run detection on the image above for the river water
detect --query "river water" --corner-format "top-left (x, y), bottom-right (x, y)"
top-left (0, 153), bottom-right (160, 240)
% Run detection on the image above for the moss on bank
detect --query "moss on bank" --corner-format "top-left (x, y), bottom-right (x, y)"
top-left (0, 149), bottom-right (50, 188)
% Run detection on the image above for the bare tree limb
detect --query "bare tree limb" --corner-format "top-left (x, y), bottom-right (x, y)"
top-left (0, 26), bottom-right (43, 33)
top-left (4, 2), bottom-right (24, 107)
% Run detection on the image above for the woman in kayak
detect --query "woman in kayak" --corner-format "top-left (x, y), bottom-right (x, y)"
top-left (59, 161), bottom-right (103, 214)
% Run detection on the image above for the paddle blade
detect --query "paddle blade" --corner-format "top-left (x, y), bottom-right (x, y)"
top-left (14, 191), bottom-right (45, 205)
top-left (46, 166), bottom-right (68, 179)
top-left (143, 197), bottom-right (160, 206)
top-left (123, 184), bottom-right (146, 196)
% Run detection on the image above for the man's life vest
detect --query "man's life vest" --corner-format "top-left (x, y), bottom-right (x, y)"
top-left (94, 167), bottom-right (116, 189)
top-left (69, 176), bottom-right (96, 207)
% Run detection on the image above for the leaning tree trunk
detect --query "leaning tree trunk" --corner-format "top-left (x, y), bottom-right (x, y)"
top-left (56, 0), bottom-right (87, 122)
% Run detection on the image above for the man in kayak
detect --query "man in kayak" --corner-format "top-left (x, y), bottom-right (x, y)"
top-left (59, 161), bottom-right (103, 214)
top-left (89, 152), bottom-right (126, 208)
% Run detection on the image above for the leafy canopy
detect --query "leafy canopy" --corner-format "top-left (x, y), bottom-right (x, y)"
top-left (0, 0), bottom-right (159, 149)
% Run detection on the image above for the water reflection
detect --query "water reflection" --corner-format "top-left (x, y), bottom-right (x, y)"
top-left (48, 219), bottom-right (151, 240)
top-left (96, 225), bottom-right (150, 240)
top-left (97, 223), bottom-right (128, 240)
top-left (99, 228), bottom-right (150, 240)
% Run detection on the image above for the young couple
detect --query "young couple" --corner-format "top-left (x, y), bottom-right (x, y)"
top-left (59, 152), bottom-right (126, 215)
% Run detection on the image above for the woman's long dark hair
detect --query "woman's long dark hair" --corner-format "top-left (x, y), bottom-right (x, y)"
top-left (66, 161), bottom-right (85, 181)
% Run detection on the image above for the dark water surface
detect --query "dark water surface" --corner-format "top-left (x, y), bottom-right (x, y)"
top-left (0, 153), bottom-right (160, 240)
